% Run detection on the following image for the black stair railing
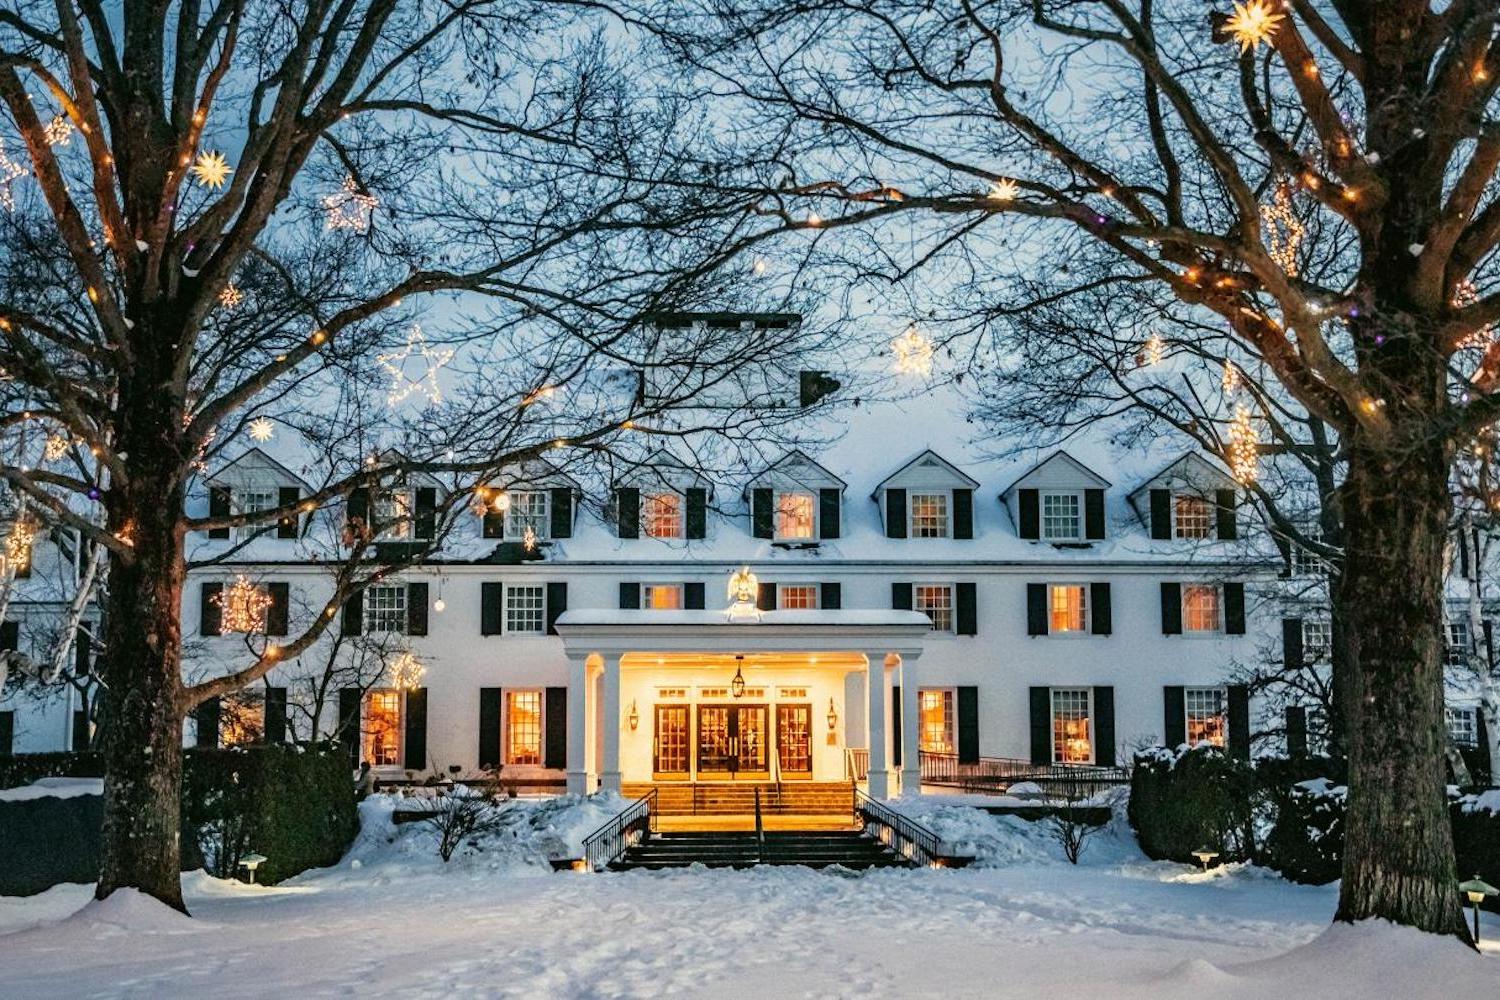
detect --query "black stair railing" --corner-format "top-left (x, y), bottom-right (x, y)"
top-left (580, 789), bottom-right (657, 872)
top-left (919, 750), bottom-right (1129, 798)
top-left (853, 788), bottom-right (947, 867)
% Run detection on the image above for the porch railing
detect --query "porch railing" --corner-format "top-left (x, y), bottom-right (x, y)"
top-left (580, 789), bottom-right (657, 872)
top-left (844, 747), bottom-right (870, 781)
top-left (853, 788), bottom-right (947, 867)
top-left (919, 751), bottom-right (1129, 799)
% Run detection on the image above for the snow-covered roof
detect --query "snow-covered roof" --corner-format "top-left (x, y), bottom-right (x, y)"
top-left (999, 449), bottom-right (1111, 496)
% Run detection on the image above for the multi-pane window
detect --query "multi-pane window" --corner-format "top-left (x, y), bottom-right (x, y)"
top-left (642, 584), bottom-right (683, 610)
top-left (1048, 585), bottom-right (1088, 633)
top-left (364, 584), bottom-right (408, 634)
top-left (914, 584), bottom-right (954, 633)
top-left (1302, 619), bottom-right (1332, 662)
top-left (919, 688), bottom-right (955, 754)
top-left (1184, 687), bottom-right (1227, 748)
top-left (506, 690), bottom-right (543, 764)
top-left (1290, 528), bottom-right (1327, 577)
top-left (1182, 585), bottom-right (1222, 633)
top-left (1446, 706), bottom-right (1479, 748)
top-left (1174, 494), bottom-right (1211, 539)
top-left (375, 489), bottom-right (412, 539)
top-left (504, 491), bottom-right (549, 540)
top-left (1446, 621), bottom-right (1472, 667)
top-left (779, 584), bottom-right (819, 610)
top-left (505, 585), bottom-right (546, 634)
top-left (236, 486), bottom-right (277, 540)
top-left (363, 690), bottom-right (402, 767)
top-left (643, 492), bottom-right (683, 539)
top-left (1051, 688), bottom-right (1093, 764)
top-left (775, 492), bottom-right (816, 540)
top-left (909, 492), bottom-right (950, 538)
top-left (1041, 492), bottom-right (1081, 540)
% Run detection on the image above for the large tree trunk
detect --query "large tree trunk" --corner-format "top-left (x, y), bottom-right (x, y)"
top-left (1335, 435), bottom-right (1467, 938)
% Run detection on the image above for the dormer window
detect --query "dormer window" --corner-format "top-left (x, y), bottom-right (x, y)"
top-left (1174, 494), bottom-right (1212, 539)
top-left (909, 492), bottom-right (950, 538)
top-left (1041, 492), bottom-right (1081, 541)
top-left (235, 485), bottom-right (278, 540)
top-left (643, 491), bottom-right (684, 539)
top-left (375, 489), bottom-right (413, 540)
top-left (775, 491), bottom-right (816, 540)
top-left (504, 490), bottom-right (549, 541)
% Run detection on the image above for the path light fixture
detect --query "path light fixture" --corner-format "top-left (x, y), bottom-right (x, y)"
top-left (1459, 874), bottom-right (1497, 945)
top-left (238, 852), bottom-right (268, 884)
top-left (1191, 846), bottom-right (1219, 872)
top-left (627, 700), bottom-right (639, 731)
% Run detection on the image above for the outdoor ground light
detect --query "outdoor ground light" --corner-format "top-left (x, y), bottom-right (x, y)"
top-left (1459, 874), bottom-right (1497, 944)
top-left (238, 853), bottom-right (268, 884)
top-left (1192, 846), bottom-right (1219, 872)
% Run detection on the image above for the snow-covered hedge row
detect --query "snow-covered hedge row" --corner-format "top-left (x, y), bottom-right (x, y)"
top-left (1128, 744), bottom-right (1256, 863)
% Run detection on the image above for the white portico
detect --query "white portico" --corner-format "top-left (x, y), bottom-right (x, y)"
top-left (553, 608), bottom-right (929, 799)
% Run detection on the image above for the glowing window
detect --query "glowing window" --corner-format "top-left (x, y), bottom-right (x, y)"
top-left (1048, 584), bottom-right (1088, 633)
top-left (775, 492), bottom-right (816, 539)
top-left (1182, 585), bottom-right (1221, 633)
top-left (1041, 492), bottom-right (1081, 540)
top-left (1051, 688), bottom-right (1093, 764)
top-left (506, 690), bottom-right (542, 765)
top-left (1174, 494), bottom-right (1211, 539)
top-left (914, 584), bottom-right (954, 633)
top-left (779, 584), bottom-right (819, 610)
top-left (1184, 687), bottom-right (1226, 747)
top-left (643, 492), bottom-right (683, 539)
top-left (364, 584), bottom-right (407, 634)
top-left (919, 688), bottom-right (955, 754)
top-left (363, 689), bottom-right (402, 767)
top-left (642, 584), bottom-right (683, 610)
top-left (909, 492), bottom-right (949, 538)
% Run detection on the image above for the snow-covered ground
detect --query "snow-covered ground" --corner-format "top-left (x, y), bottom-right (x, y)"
top-left (0, 793), bottom-right (1492, 999)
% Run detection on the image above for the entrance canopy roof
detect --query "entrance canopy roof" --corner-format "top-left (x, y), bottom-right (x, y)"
top-left (553, 608), bottom-right (931, 661)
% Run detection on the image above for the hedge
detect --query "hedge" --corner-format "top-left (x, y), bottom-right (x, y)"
top-left (1127, 744), bottom-right (1257, 862)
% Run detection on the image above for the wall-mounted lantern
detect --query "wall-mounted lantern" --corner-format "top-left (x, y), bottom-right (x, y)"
top-left (627, 700), bottom-right (639, 731)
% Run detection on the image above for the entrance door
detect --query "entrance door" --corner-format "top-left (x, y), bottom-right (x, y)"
top-left (696, 704), bottom-right (769, 778)
top-left (777, 704), bottom-right (812, 777)
top-left (653, 705), bottom-right (690, 778)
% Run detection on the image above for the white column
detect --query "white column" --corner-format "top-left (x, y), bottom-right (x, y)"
top-left (899, 653), bottom-right (922, 796)
top-left (866, 652), bottom-right (891, 798)
top-left (601, 654), bottom-right (623, 791)
top-left (566, 655), bottom-right (591, 794)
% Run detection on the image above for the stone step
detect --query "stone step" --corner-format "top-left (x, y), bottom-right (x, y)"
top-left (613, 828), bottom-right (911, 871)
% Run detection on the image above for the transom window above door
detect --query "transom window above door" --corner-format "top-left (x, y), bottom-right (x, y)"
top-left (909, 492), bottom-right (950, 538)
top-left (643, 491), bottom-right (684, 539)
top-left (1041, 492), bottom-right (1081, 540)
top-left (774, 491), bottom-right (816, 540)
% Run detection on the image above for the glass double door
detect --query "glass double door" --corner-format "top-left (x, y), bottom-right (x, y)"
top-left (653, 702), bottom-right (813, 780)
top-left (697, 705), bottom-right (768, 777)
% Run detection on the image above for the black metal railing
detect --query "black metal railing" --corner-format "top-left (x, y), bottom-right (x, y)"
top-left (853, 788), bottom-right (946, 867)
top-left (754, 788), bottom-right (765, 863)
top-left (580, 789), bottom-right (657, 872)
top-left (919, 751), bottom-right (1129, 799)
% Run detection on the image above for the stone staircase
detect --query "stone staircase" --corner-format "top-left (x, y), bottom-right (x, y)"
top-left (612, 829), bottom-right (909, 870)
top-left (619, 781), bottom-right (854, 816)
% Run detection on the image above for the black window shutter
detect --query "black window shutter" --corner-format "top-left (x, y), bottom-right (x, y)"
top-left (545, 687), bottom-right (567, 768)
top-left (341, 589), bottom-right (363, 637)
top-left (347, 487), bottom-right (369, 534)
top-left (1090, 582), bottom-right (1112, 635)
top-left (200, 582), bottom-right (223, 636)
top-left (1163, 686), bottom-right (1186, 747)
top-left (891, 582), bottom-right (913, 611)
top-left (483, 507), bottom-right (504, 539)
top-left (957, 686), bottom-right (979, 764)
top-left (1227, 684), bottom-right (1251, 759)
top-left (953, 489), bottom-right (974, 539)
top-left (546, 582), bottom-right (567, 634)
top-left (820, 582), bottom-right (841, 610)
top-left (1149, 489), bottom-right (1172, 540)
top-left (414, 487), bottom-right (437, 541)
top-left (208, 485), bottom-right (231, 539)
top-left (1283, 618), bottom-right (1304, 669)
top-left (406, 582), bottom-right (429, 636)
top-left (338, 687), bottom-right (362, 768)
top-left (1160, 582), bottom-right (1182, 635)
top-left (0, 711), bottom-right (12, 755)
top-left (0, 619), bottom-right (16, 652)
top-left (74, 625), bottom-right (91, 675)
top-left (194, 696), bottom-right (221, 748)
top-left (264, 687), bottom-right (287, 744)
top-left (1486, 620), bottom-right (1495, 669)
top-left (1215, 489), bottom-right (1238, 540)
top-left (1018, 488), bottom-right (1040, 539)
top-left (479, 688), bottom-right (502, 769)
top-left (955, 582), bottom-right (977, 636)
top-left (685, 488), bottom-right (707, 539)
top-left (1084, 488), bottom-right (1106, 540)
top-left (885, 488), bottom-right (907, 538)
top-left (1029, 687), bottom-right (1051, 764)
top-left (752, 488), bottom-right (773, 538)
top-left (480, 582), bottom-right (504, 635)
top-left (550, 488), bottom-right (573, 539)
top-left (619, 581), bottom-right (641, 610)
top-left (757, 581), bottom-right (777, 611)
top-left (403, 687), bottom-right (428, 770)
top-left (1285, 706), bottom-right (1308, 757)
top-left (616, 487), bottom-right (639, 538)
top-left (685, 582), bottom-right (706, 609)
top-left (72, 708), bottom-right (90, 751)
top-left (277, 486), bottom-right (301, 538)
top-left (1094, 686), bottom-right (1116, 766)
top-left (1224, 582), bottom-right (1246, 634)
top-left (891, 685), bottom-right (902, 767)
top-left (266, 582), bottom-right (290, 636)
top-left (1026, 583), bottom-right (1047, 636)
top-left (819, 488), bottom-right (841, 539)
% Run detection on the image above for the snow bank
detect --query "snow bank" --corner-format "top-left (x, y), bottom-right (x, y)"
top-left (0, 777), bottom-right (103, 802)
top-left (1457, 788), bottom-right (1500, 815)
top-left (896, 787), bottom-right (1142, 868)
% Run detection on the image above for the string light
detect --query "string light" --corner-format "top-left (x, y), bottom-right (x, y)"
top-left (1259, 180), bottom-right (1303, 275)
top-left (1221, 359), bottom-right (1242, 397)
top-left (1223, 0), bottom-right (1284, 53)
top-left (248, 416), bottom-right (275, 442)
top-left (377, 324), bottom-right (454, 407)
top-left (1453, 279), bottom-right (1492, 348)
top-left (191, 150), bottom-right (233, 189)
top-left (1141, 332), bottom-right (1166, 367)
top-left (219, 283), bottom-right (243, 310)
top-left (323, 174), bottom-right (378, 232)
top-left (388, 651), bottom-right (426, 691)
top-left (988, 178), bottom-right (1019, 202)
top-left (523, 524), bottom-right (538, 552)
top-left (1227, 404), bottom-right (1260, 484)
top-left (0, 141), bottom-right (27, 212)
top-left (891, 326), bottom-right (935, 376)
top-left (44, 115), bottom-right (73, 147)
top-left (215, 575), bottom-right (274, 633)
top-left (4, 518), bottom-right (36, 573)
top-left (43, 434), bottom-right (69, 461)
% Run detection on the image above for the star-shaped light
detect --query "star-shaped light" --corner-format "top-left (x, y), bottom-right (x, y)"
top-left (44, 115), bottom-right (73, 147)
top-left (219, 283), bottom-right (243, 310)
top-left (323, 174), bottom-right (378, 232)
top-left (191, 150), bottom-right (233, 189)
top-left (248, 416), bottom-right (275, 442)
top-left (891, 326), bottom-right (935, 377)
top-left (0, 142), bottom-right (27, 212)
top-left (378, 324), bottom-right (454, 407)
top-left (43, 434), bottom-right (69, 462)
top-left (988, 178), bottom-right (1019, 202)
top-left (1224, 0), bottom-right (1284, 53)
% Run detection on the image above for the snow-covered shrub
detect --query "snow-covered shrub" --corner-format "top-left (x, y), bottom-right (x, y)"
top-left (422, 784), bottom-right (507, 862)
top-left (1453, 791), bottom-right (1500, 914)
top-left (1259, 778), bottom-right (1346, 884)
top-left (1128, 743), bottom-right (1256, 863)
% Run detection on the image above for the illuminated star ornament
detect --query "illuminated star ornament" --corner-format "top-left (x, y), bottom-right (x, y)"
top-left (1227, 404), bottom-right (1260, 484)
top-left (378, 324), bottom-right (454, 407)
top-left (988, 178), bottom-right (1019, 202)
top-left (43, 433), bottom-right (69, 462)
top-left (219, 283), bottom-right (244, 310)
top-left (191, 150), bottom-right (233, 189)
top-left (891, 326), bottom-right (935, 376)
top-left (44, 115), bottom-right (73, 147)
top-left (215, 575), bottom-right (274, 633)
top-left (324, 174), bottom-right (378, 232)
top-left (0, 141), bottom-right (27, 212)
top-left (248, 416), bottom-right (275, 443)
top-left (1223, 0), bottom-right (1284, 53)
